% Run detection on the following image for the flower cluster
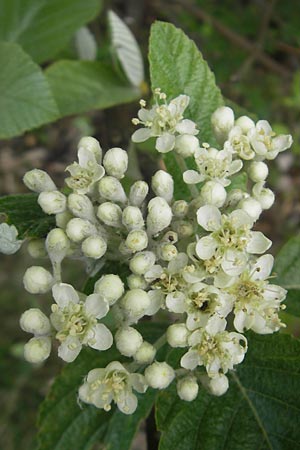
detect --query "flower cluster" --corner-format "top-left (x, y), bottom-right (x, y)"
top-left (18, 92), bottom-right (291, 414)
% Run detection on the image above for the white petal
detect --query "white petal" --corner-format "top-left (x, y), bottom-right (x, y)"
top-left (155, 133), bottom-right (175, 153)
top-left (183, 170), bottom-right (203, 184)
top-left (87, 368), bottom-right (106, 382)
top-left (52, 283), bottom-right (79, 308)
top-left (88, 324), bottom-right (113, 350)
top-left (196, 236), bottom-right (218, 260)
top-left (221, 250), bottom-right (247, 276)
top-left (176, 119), bottom-right (197, 135)
top-left (205, 316), bottom-right (227, 335)
top-left (166, 292), bottom-right (186, 313)
top-left (251, 254), bottom-right (274, 281)
top-left (138, 108), bottom-right (153, 121)
top-left (58, 336), bottom-right (82, 362)
top-left (257, 120), bottom-right (272, 135)
top-left (130, 373), bottom-right (147, 393)
top-left (132, 128), bottom-right (152, 143)
top-left (144, 265), bottom-right (163, 282)
top-left (197, 205), bottom-right (222, 231)
top-left (272, 134), bottom-right (293, 152)
top-left (247, 231), bottom-right (272, 254)
top-left (169, 94), bottom-right (190, 114)
top-left (229, 209), bottom-right (253, 228)
top-left (229, 159), bottom-right (243, 175)
top-left (264, 284), bottom-right (287, 302)
top-left (146, 290), bottom-right (164, 315)
top-left (214, 270), bottom-right (236, 288)
top-left (117, 391), bottom-right (138, 415)
top-left (181, 350), bottom-right (199, 370)
top-left (233, 310), bottom-right (249, 332)
top-left (85, 294), bottom-right (109, 319)
top-left (78, 147), bottom-right (97, 168)
top-left (168, 252), bottom-right (188, 274)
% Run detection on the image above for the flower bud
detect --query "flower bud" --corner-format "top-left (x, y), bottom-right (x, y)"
top-left (120, 288), bottom-right (151, 321)
top-left (174, 134), bottom-right (200, 158)
top-left (78, 136), bottom-right (102, 163)
top-left (211, 106), bottom-right (234, 143)
top-left (94, 274), bottom-right (124, 305)
top-left (81, 235), bottom-right (107, 259)
top-left (38, 190), bottom-right (66, 215)
top-left (55, 211), bottom-right (73, 229)
top-left (68, 193), bottom-right (96, 222)
top-left (172, 200), bottom-right (188, 218)
top-left (145, 362), bottom-right (175, 389)
top-left (248, 161), bottom-right (269, 182)
top-left (46, 228), bottom-right (70, 263)
top-left (103, 147), bottom-right (128, 179)
top-left (235, 115), bottom-right (255, 133)
top-left (97, 202), bottom-right (122, 228)
top-left (129, 181), bottom-right (149, 206)
top-left (257, 188), bottom-right (275, 210)
top-left (125, 229), bottom-right (148, 252)
top-left (159, 243), bottom-right (178, 261)
top-left (20, 308), bottom-right (51, 335)
top-left (122, 206), bottom-right (144, 231)
top-left (201, 181), bottom-right (227, 207)
top-left (208, 374), bottom-right (229, 396)
top-left (23, 266), bottom-right (53, 294)
top-left (224, 189), bottom-right (244, 209)
top-left (177, 376), bottom-right (199, 401)
top-left (167, 323), bottom-right (189, 347)
top-left (172, 220), bottom-right (194, 238)
top-left (238, 197), bottom-right (262, 221)
top-left (134, 341), bottom-right (156, 364)
top-left (115, 326), bottom-right (143, 357)
top-left (151, 171), bottom-right (174, 204)
top-left (161, 231), bottom-right (178, 244)
top-left (66, 218), bottom-right (96, 242)
top-left (27, 239), bottom-right (46, 258)
top-left (24, 336), bottom-right (51, 363)
top-left (23, 169), bottom-right (56, 193)
top-left (147, 197), bottom-right (172, 235)
top-left (129, 251), bottom-right (156, 275)
top-left (98, 176), bottom-right (127, 204)
top-left (127, 274), bottom-right (148, 290)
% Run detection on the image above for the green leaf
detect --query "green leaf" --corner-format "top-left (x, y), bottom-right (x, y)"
top-left (0, 194), bottom-right (55, 239)
top-left (149, 21), bottom-right (223, 200)
top-left (157, 332), bottom-right (300, 450)
top-left (0, 0), bottom-right (102, 63)
top-left (0, 42), bottom-right (58, 139)
top-left (274, 235), bottom-right (300, 316)
top-left (46, 61), bottom-right (139, 117)
top-left (37, 322), bottom-right (166, 450)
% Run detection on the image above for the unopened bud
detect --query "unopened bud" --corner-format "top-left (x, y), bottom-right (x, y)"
top-left (66, 218), bottom-right (96, 242)
top-left (97, 202), bottom-right (122, 228)
top-left (68, 193), bottom-right (96, 222)
top-left (103, 147), bottom-right (128, 179)
top-left (20, 308), bottom-right (51, 335)
top-left (122, 206), bottom-right (144, 231)
top-left (238, 197), bottom-right (262, 221)
top-left (201, 181), bottom-right (227, 207)
top-left (98, 176), bottom-right (127, 203)
top-left (125, 229), bottom-right (148, 252)
top-left (147, 197), bottom-right (172, 235)
top-left (46, 228), bottom-right (70, 263)
top-left (235, 115), bottom-right (255, 133)
top-left (129, 181), bottom-right (149, 206)
top-left (129, 251), bottom-right (156, 275)
top-left (161, 231), bottom-right (178, 244)
top-left (56, 211), bottom-right (73, 229)
top-left (208, 374), bottom-right (229, 396)
top-left (23, 169), bottom-right (56, 193)
top-left (152, 170), bottom-right (174, 204)
top-left (159, 243), bottom-right (178, 261)
top-left (175, 134), bottom-right (200, 158)
top-left (248, 161), bottom-right (269, 182)
top-left (23, 266), bottom-right (53, 294)
top-left (177, 376), bottom-right (199, 401)
top-left (27, 239), bottom-right (46, 258)
top-left (211, 106), bottom-right (234, 143)
top-left (134, 341), bottom-right (156, 364)
top-left (115, 326), bottom-right (143, 357)
top-left (145, 362), bottom-right (175, 389)
top-left (167, 323), bottom-right (189, 347)
top-left (38, 190), bottom-right (66, 215)
top-left (94, 274), bottom-right (124, 305)
top-left (172, 200), bottom-right (188, 218)
top-left (120, 288), bottom-right (150, 321)
top-left (172, 220), bottom-right (194, 238)
top-left (127, 274), bottom-right (148, 290)
top-left (24, 336), bottom-right (51, 363)
top-left (81, 235), bottom-right (107, 259)
top-left (78, 136), bottom-right (102, 163)
top-left (253, 183), bottom-right (275, 210)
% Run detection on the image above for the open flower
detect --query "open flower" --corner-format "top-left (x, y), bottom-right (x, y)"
top-left (248, 120), bottom-right (292, 160)
top-left (50, 283), bottom-right (113, 362)
top-left (79, 361), bottom-right (147, 414)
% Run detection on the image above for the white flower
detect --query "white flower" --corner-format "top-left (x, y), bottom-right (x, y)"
top-left (0, 223), bottom-right (22, 255)
top-left (66, 147), bottom-right (105, 194)
top-left (24, 336), bottom-right (52, 363)
top-left (248, 120), bottom-right (292, 160)
top-left (184, 147), bottom-right (242, 186)
top-left (50, 283), bottom-right (112, 362)
top-left (227, 254), bottom-right (287, 334)
top-left (132, 91), bottom-right (198, 153)
top-left (211, 106), bottom-right (235, 143)
top-left (224, 126), bottom-right (255, 160)
top-left (79, 361), bottom-right (147, 414)
top-left (181, 328), bottom-right (247, 377)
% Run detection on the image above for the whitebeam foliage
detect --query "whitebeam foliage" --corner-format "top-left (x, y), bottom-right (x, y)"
top-left (16, 83), bottom-right (292, 416)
